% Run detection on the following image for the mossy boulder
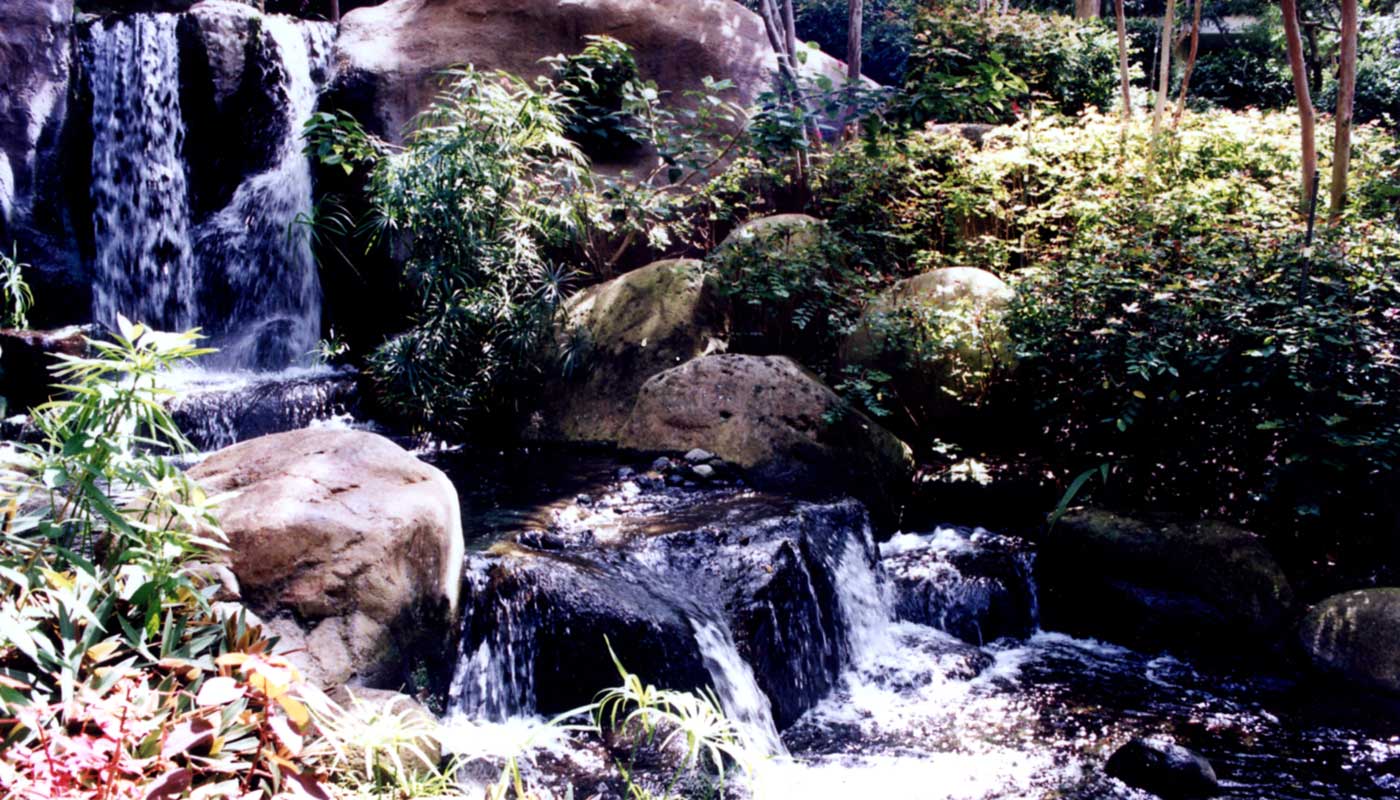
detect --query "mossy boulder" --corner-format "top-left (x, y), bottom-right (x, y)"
top-left (530, 258), bottom-right (727, 442)
top-left (717, 213), bottom-right (823, 253)
top-left (1039, 509), bottom-right (1294, 653)
top-left (1299, 588), bottom-right (1400, 695)
top-left (842, 267), bottom-right (1015, 427)
top-left (617, 353), bottom-right (914, 524)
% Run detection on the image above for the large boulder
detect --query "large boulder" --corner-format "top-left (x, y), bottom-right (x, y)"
top-left (190, 429), bottom-right (464, 688)
top-left (0, 0), bottom-right (88, 326)
top-left (530, 259), bottom-right (727, 443)
top-left (717, 213), bottom-right (823, 252)
top-left (329, 0), bottom-right (852, 143)
top-left (617, 354), bottom-right (914, 524)
top-left (1299, 588), bottom-right (1400, 695)
top-left (842, 267), bottom-right (1016, 427)
top-left (1038, 509), bottom-right (1294, 654)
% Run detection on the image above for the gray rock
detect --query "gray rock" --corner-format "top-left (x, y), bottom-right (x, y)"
top-left (684, 448), bottom-right (715, 464)
top-left (1106, 736), bottom-right (1220, 799)
top-left (691, 463), bottom-right (716, 480)
top-left (1299, 588), bottom-right (1400, 695)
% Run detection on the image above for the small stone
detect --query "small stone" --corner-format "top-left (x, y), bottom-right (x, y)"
top-left (683, 481), bottom-right (697, 489)
top-left (692, 464), bottom-right (716, 480)
top-left (652, 457), bottom-right (673, 472)
top-left (1106, 736), bottom-right (1219, 799)
top-left (576, 494), bottom-right (593, 505)
top-left (684, 448), bottom-right (715, 464)
top-left (667, 474), bottom-right (684, 486)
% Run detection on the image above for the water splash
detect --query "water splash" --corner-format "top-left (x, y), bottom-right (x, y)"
top-left (691, 617), bottom-right (787, 757)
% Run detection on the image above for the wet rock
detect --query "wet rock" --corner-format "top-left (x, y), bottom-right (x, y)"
top-left (0, 325), bottom-right (91, 412)
top-left (691, 463), bottom-right (715, 480)
top-left (167, 369), bottom-right (359, 451)
top-left (1038, 509), bottom-right (1294, 655)
top-left (841, 267), bottom-right (1016, 427)
top-left (452, 491), bottom-right (873, 731)
top-left (684, 448), bottom-right (715, 464)
top-left (618, 354), bottom-right (914, 525)
top-left (1105, 736), bottom-right (1220, 799)
top-left (884, 528), bottom-right (1038, 645)
top-left (190, 429), bottom-right (463, 688)
top-left (0, 0), bottom-right (88, 326)
top-left (531, 259), bottom-right (727, 443)
top-left (1299, 588), bottom-right (1400, 695)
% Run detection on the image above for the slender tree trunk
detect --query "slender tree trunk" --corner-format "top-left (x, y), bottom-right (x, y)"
top-left (1281, 0), bottom-right (1317, 213)
top-left (1329, 0), bottom-right (1358, 219)
top-left (1075, 0), bottom-right (1100, 19)
top-left (1115, 0), bottom-right (1132, 120)
top-left (330, 0), bottom-right (340, 23)
top-left (847, 0), bottom-right (863, 81)
top-left (1172, 0), bottom-right (1202, 125)
top-left (1151, 0), bottom-right (1176, 135)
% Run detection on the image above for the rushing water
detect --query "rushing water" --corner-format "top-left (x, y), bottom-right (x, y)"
top-left (432, 452), bottom-right (1400, 800)
top-left (83, 11), bottom-right (331, 370)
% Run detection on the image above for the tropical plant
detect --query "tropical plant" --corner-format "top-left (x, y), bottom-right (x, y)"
top-left (0, 318), bottom-right (333, 799)
top-left (548, 35), bottom-right (644, 157)
top-left (304, 68), bottom-right (586, 437)
top-left (0, 244), bottom-right (34, 329)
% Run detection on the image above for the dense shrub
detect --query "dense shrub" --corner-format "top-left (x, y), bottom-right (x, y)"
top-left (305, 69), bottom-right (585, 437)
top-left (785, 0), bottom-right (921, 86)
top-left (1188, 17), bottom-right (1294, 111)
top-left (903, 8), bottom-right (1119, 124)
top-left (1321, 14), bottom-right (1400, 126)
top-left (549, 35), bottom-right (644, 157)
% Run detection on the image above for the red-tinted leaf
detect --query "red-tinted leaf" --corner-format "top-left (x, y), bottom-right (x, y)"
top-left (143, 768), bottom-right (192, 800)
top-left (162, 716), bottom-right (215, 760)
top-left (280, 769), bottom-right (331, 800)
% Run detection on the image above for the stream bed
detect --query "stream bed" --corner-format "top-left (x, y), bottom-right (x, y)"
top-left (425, 449), bottom-right (1400, 800)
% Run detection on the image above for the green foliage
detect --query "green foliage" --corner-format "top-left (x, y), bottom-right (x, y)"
top-left (305, 69), bottom-right (586, 437)
top-left (0, 319), bottom-right (334, 798)
top-left (786, 0), bottom-right (921, 86)
top-left (706, 220), bottom-right (870, 370)
top-left (548, 35), bottom-right (644, 157)
top-left (0, 244), bottom-right (33, 330)
top-left (1323, 13), bottom-right (1400, 126)
top-left (1186, 17), bottom-right (1294, 111)
top-left (903, 8), bottom-right (1118, 124)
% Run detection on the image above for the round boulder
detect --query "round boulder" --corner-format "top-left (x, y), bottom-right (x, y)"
top-left (190, 428), bottom-right (463, 687)
top-left (1106, 736), bottom-right (1220, 799)
top-left (842, 267), bottom-right (1016, 425)
top-left (1299, 588), bottom-right (1400, 695)
top-left (531, 259), bottom-right (727, 443)
top-left (616, 354), bottom-right (913, 523)
top-left (717, 213), bottom-right (823, 253)
top-left (1039, 509), bottom-right (1294, 654)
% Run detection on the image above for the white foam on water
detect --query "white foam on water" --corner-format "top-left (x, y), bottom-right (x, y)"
top-left (691, 617), bottom-right (787, 758)
top-left (752, 752), bottom-right (1054, 800)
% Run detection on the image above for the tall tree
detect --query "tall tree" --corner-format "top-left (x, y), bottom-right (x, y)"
top-left (1151, 0), bottom-right (1177, 134)
top-left (1075, 0), bottom-right (1100, 19)
top-left (330, 0), bottom-right (340, 23)
top-left (1329, 0), bottom-right (1358, 219)
top-left (1172, 0), bottom-right (1203, 126)
top-left (1281, 0), bottom-right (1317, 212)
top-left (847, 0), bottom-right (863, 81)
top-left (1115, 0), bottom-right (1132, 120)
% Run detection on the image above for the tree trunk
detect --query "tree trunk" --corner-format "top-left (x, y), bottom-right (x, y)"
top-left (1329, 0), bottom-right (1358, 219)
top-left (1171, 0), bottom-right (1202, 125)
top-left (1115, 0), bottom-right (1132, 120)
top-left (847, 0), bottom-right (863, 81)
top-left (1075, 0), bottom-right (1100, 19)
top-left (330, 0), bottom-right (340, 23)
top-left (1151, 0), bottom-right (1176, 135)
top-left (1281, 0), bottom-right (1317, 213)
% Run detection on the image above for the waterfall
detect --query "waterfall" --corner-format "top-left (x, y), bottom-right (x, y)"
top-left (448, 563), bottom-right (538, 721)
top-left (83, 11), bottom-right (332, 371)
top-left (691, 617), bottom-right (787, 757)
top-left (88, 15), bottom-right (196, 334)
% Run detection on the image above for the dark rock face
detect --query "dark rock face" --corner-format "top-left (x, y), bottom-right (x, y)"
top-left (1106, 736), bottom-right (1220, 799)
top-left (884, 528), bottom-right (1038, 645)
top-left (0, 325), bottom-right (91, 412)
top-left (1299, 588), bottom-right (1400, 696)
top-left (1038, 509), bottom-right (1294, 656)
top-left (0, 0), bottom-right (90, 327)
top-left (450, 487), bottom-right (875, 731)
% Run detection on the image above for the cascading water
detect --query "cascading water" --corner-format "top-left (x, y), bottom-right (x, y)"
top-left (83, 11), bottom-right (332, 371)
top-left (691, 617), bottom-right (786, 756)
top-left (87, 15), bottom-right (196, 334)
